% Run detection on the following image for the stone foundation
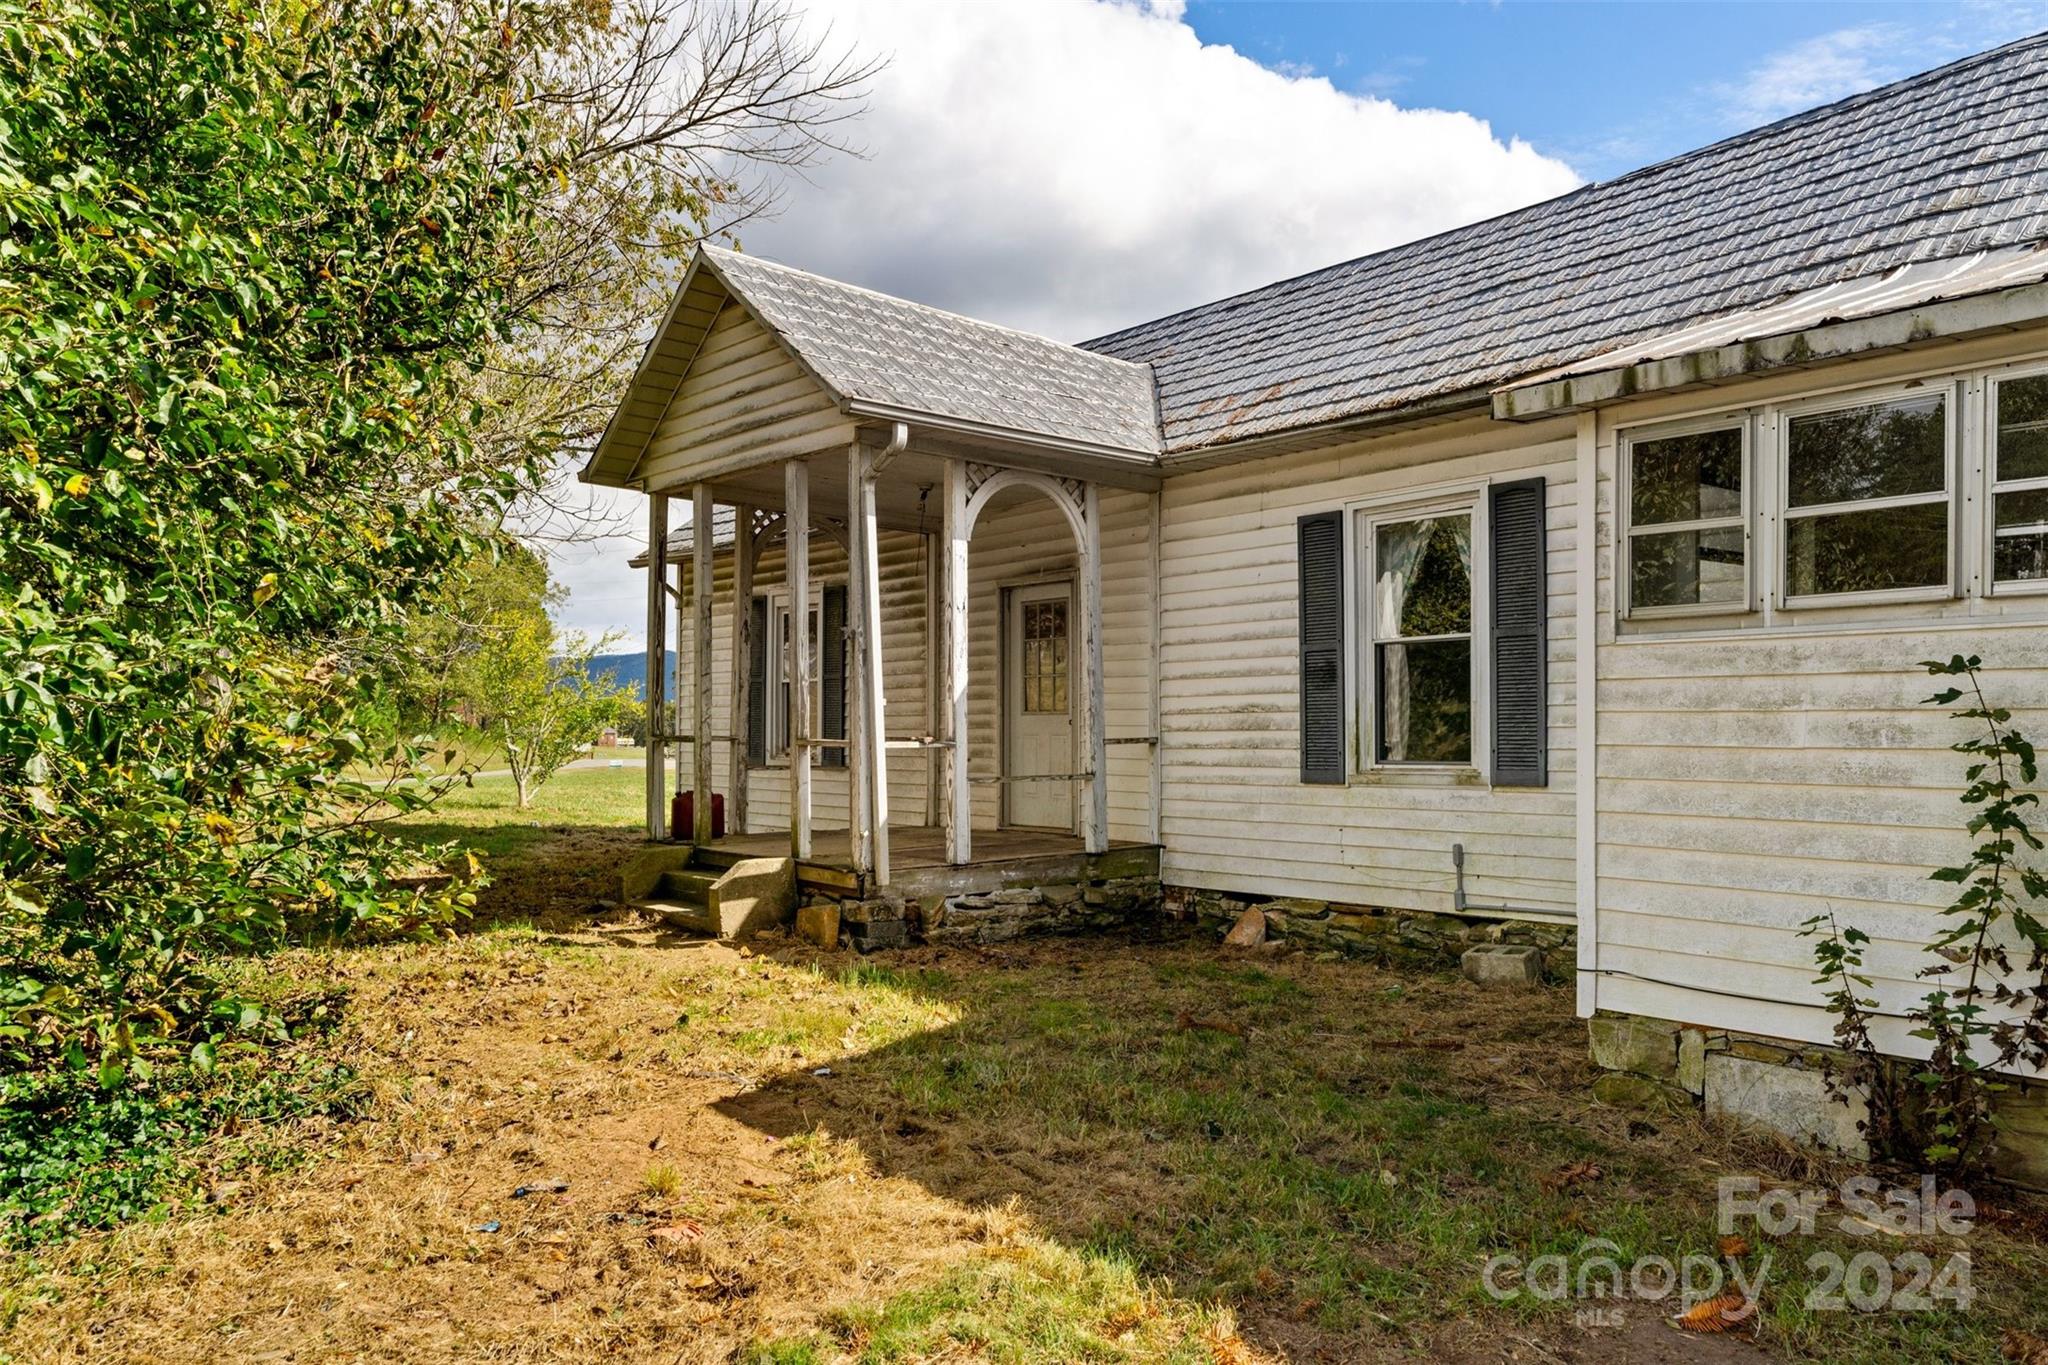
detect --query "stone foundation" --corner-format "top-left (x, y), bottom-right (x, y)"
top-left (1587, 1011), bottom-right (2048, 1188)
top-left (802, 873), bottom-right (1163, 952)
top-left (1164, 883), bottom-right (1575, 973)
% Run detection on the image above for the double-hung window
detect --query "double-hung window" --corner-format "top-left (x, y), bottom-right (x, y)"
top-left (1623, 421), bottom-right (1748, 613)
top-left (1780, 389), bottom-right (1953, 604)
top-left (1989, 371), bottom-right (2048, 589)
top-left (1369, 507), bottom-right (1475, 765)
top-left (763, 591), bottom-right (822, 760)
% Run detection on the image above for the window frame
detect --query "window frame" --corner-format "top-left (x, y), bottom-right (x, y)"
top-left (1772, 382), bottom-right (1960, 611)
top-left (1984, 364), bottom-right (2048, 599)
top-left (757, 584), bottom-right (824, 766)
top-left (1354, 487), bottom-right (1489, 776)
top-left (1618, 413), bottom-right (1755, 621)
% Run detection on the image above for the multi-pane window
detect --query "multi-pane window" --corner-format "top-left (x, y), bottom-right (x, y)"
top-left (1625, 424), bottom-right (1747, 611)
top-left (1372, 511), bottom-right (1473, 764)
top-left (1020, 598), bottom-right (1069, 714)
top-left (1991, 373), bottom-right (2048, 586)
top-left (1782, 392), bottom-right (1951, 601)
top-left (765, 595), bottom-right (821, 758)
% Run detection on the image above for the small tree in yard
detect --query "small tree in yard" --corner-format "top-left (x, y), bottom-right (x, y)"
top-left (474, 622), bottom-right (634, 810)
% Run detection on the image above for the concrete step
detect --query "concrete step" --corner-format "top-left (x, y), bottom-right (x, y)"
top-left (636, 898), bottom-right (718, 934)
top-left (657, 868), bottom-right (721, 901)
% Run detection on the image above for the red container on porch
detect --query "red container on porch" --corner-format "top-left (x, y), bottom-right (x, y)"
top-left (672, 791), bottom-right (725, 839)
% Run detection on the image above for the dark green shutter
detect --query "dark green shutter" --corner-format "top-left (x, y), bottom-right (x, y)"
top-left (819, 583), bottom-right (847, 768)
top-left (1489, 477), bottom-right (1548, 787)
top-left (746, 595), bottom-right (769, 766)
top-left (1297, 510), bottom-right (1345, 784)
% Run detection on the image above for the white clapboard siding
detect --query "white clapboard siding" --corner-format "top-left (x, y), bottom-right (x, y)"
top-left (670, 485), bottom-right (1157, 847)
top-left (1154, 416), bottom-right (1580, 916)
top-left (637, 302), bottom-right (856, 489)
top-left (1587, 339), bottom-right (2048, 1051)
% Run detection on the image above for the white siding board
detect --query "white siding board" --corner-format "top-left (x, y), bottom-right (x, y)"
top-left (1589, 343), bottom-right (2048, 1056)
top-left (1155, 418), bottom-right (1579, 918)
top-left (638, 303), bottom-right (855, 490)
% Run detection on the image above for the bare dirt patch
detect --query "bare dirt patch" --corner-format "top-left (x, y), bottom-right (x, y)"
top-left (5, 826), bottom-right (2045, 1363)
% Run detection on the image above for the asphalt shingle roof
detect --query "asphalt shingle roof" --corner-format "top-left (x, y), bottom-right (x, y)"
top-left (702, 246), bottom-right (1161, 455)
top-left (1082, 33), bottom-right (2048, 453)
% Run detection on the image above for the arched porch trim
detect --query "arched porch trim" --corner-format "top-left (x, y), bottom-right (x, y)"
top-left (940, 461), bottom-right (1107, 865)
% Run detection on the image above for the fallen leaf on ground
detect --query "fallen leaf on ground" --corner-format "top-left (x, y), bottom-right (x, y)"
top-left (2006, 1328), bottom-right (2048, 1363)
top-left (1174, 1010), bottom-right (1244, 1037)
top-left (648, 1219), bottom-right (705, 1244)
top-left (1718, 1234), bottom-right (1749, 1258)
top-left (1672, 1292), bottom-right (1756, 1334)
top-left (1544, 1160), bottom-right (1603, 1190)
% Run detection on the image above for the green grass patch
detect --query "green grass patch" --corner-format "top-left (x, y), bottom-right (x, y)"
top-left (744, 1236), bottom-right (1230, 1363)
top-left (0, 1047), bottom-right (366, 1250)
top-left (394, 763), bottom-right (645, 858)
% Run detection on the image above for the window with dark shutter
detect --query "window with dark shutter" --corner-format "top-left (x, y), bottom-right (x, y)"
top-left (1489, 477), bottom-right (1548, 786)
top-left (1297, 510), bottom-right (1345, 784)
top-left (746, 595), bottom-right (769, 765)
top-left (819, 583), bottom-right (847, 768)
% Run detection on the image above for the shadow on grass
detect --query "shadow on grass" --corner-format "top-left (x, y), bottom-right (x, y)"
top-left (711, 933), bottom-right (2039, 1363)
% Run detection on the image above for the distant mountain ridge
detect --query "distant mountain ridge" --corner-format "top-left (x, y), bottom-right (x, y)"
top-left (580, 650), bottom-right (674, 697)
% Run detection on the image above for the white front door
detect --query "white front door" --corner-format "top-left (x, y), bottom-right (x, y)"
top-left (1003, 581), bottom-right (1075, 831)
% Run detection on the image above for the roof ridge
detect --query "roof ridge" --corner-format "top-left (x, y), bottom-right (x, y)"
top-left (703, 243), bottom-right (1153, 373)
top-left (1080, 29), bottom-right (2048, 353)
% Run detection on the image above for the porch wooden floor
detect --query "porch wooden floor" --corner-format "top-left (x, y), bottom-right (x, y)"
top-left (693, 825), bottom-right (1158, 898)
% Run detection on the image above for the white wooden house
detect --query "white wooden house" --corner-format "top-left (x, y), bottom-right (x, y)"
top-left (582, 37), bottom-right (2048, 1147)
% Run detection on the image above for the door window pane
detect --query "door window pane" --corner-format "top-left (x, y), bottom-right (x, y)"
top-left (1630, 428), bottom-right (1743, 523)
top-left (1785, 500), bottom-right (1949, 598)
top-left (1021, 598), bottom-right (1067, 714)
top-left (1629, 527), bottom-right (1747, 609)
top-left (1786, 394), bottom-right (1947, 508)
top-left (1378, 639), bottom-right (1472, 764)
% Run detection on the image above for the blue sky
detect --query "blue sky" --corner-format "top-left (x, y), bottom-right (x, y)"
top-left (555, 0), bottom-right (2048, 643)
top-left (1184, 1), bottom-right (2048, 180)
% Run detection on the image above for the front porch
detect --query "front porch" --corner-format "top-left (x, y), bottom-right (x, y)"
top-left (696, 825), bottom-right (1161, 900)
top-left (585, 245), bottom-right (1165, 905)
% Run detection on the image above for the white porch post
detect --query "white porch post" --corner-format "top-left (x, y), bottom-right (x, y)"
top-left (692, 484), bottom-right (715, 846)
top-left (728, 503), bottom-right (755, 834)
top-left (644, 493), bottom-right (669, 840)
top-left (1078, 481), bottom-right (1108, 854)
top-left (846, 443), bottom-right (890, 884)
top-left (844, 448), bottom-right (872, 876)
top-left (786, 462), bottom-right (813, 860)
top-left (941, 459), bottom-right (971, 865)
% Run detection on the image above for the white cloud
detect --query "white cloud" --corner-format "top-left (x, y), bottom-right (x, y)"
top-left (552, 0), bottom-right (1582, 644)
top-left (1715, 6), bottom-right (2048, 129)
top-left (1713, 24), bottom-right (1909, 125)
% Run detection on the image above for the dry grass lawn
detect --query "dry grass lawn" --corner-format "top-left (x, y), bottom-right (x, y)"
top-left (5, 768), bottom-right (2047, 1364)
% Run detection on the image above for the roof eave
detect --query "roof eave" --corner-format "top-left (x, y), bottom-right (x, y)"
top-left (579, 250), bottom-right (723, 489)
top-left (1491, 279), bottom-right (2048, 421)
top-left (1158, 385), bottom-right (1497, 470)
top-left (839, 397), bottom-right (1164, 476)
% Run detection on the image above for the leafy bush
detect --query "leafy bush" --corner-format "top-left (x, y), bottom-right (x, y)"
top-left (0, 0), bottom-right (553, 1077)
